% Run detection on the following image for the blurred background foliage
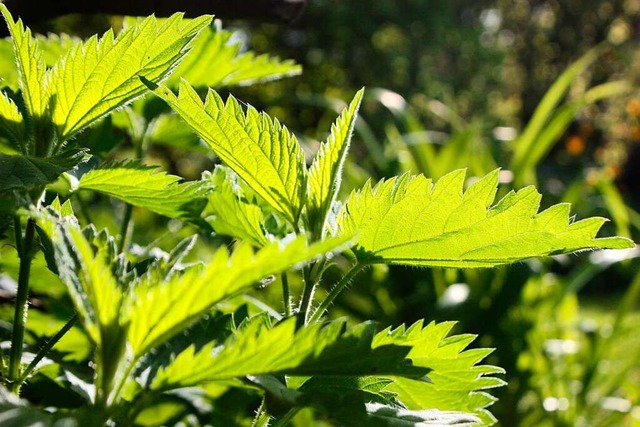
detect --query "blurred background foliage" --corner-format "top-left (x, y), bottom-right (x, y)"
top-left (3, 0), bottom-right (640, 425)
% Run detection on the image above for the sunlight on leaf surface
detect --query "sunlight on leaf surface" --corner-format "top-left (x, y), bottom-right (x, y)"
top-left (48, 13), bottom-right (211, 142)
top-left (147, 79), bottom-right (307, 224)
top-left (151, 317), bottom-right (424, 390)
top-left (75, 161), bottom-right (210, 222)
top-left (307, 89), bottom-right (363, 238)
top-left (126, 234), bottom-right (353, 357)
top-left (338, 169), bottom-right (634, 267)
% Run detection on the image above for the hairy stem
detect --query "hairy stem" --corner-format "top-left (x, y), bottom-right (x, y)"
top-left (9, 217), bottom-right (37, 390)
top-left (281, 272), bottom-right (292, 317)
top-left (309, 263), bottom-right (367, 324)
top-left (251, 399), bottom-right (271, 427)
top-left (296, 267), bottom-right (315, 327)
top-left (13, 216), bottom-right (23, 255)
top-left (296, 260), bottom-right (326, 327)
top-left (18, 313), bottom-right (78, 384)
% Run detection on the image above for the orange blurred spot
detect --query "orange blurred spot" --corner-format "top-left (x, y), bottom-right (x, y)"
top-left (565, 135), bottom-right (586, 156)
top-left (631, 125), bottom-right (640, 142)
top-left (627, 99), bottom-right (640, 117)
top-left (605, 165), bottom-right (620, 179)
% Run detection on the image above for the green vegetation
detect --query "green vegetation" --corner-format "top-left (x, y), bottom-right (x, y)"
top-left (0, 3), bottom-right (638, 426)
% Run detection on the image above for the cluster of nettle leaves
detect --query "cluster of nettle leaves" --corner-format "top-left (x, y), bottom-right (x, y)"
top-left (0, 6), bottom-right (633, 427)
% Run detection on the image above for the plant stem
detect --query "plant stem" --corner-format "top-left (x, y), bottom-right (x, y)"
top-left (9, 217), bottom-right (37, 390)
top-left (17, 313), bottom-right (78, 384)
top-left (13, 216), bottom-right (23, 255)
top-left (296, 266), bottom-right (315, 328)
top-left (308, 263), bottom-right (366, 324)
top-left (281, 273), bottom-right (292, 317)
top-left (74, 192), bottom-right (94, 225)
top-left (251, 399), bottom-right (270, 427)
top-left (296, 259), bottom-right (328, 327)
top-left (117, 203), bottom-right (133, 254)
top-left (272, 408), bottom-right (300, 427)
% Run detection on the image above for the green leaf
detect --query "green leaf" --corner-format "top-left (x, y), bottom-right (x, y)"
top-left (146, 113), bottom-right (204, 151)
top-left (37, 33), bottom-right (79, 67)
top-left (36, 197), bottom-right (75, 275)
top-left (48, 13), bottom-right (211, 142)
top-left (374, 321), bottom-right (505, 426)
top-left (306, 89), bottom-right (363, 238)
top-left (42, 216), bottom-right (130, 401)
top-left (204, 166), bottom-right (270, 247)
top-left (150, 317), bottom-right (426, 390)
top-left (74, 161), bottom-right (210, 222)
top-left (0, 32), bottom-right (75, 92)
top-left (44, 214), bottom-right (122, 346)
top-left (126, 234), bottom-right (354, 358)
top-left (298, 376), bottom-right (395, 399)
top-left (146, 79), bottom-right (307, 224)
top-left (0, 4), bottom-right (48, 121)
top-left (0, 91), bottom-right (25, 151)
top-left (0, 151), bottom-right (83, 191)
top-left (338, 169), bottom-right (634, 268)
top-left (363, 403), bottom-right (480, 427)
top-left (168, 21), bottom-right (301, 88)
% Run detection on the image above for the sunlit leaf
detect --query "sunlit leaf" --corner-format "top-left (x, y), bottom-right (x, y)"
top-left (145, 79), bottom-right (306, 224)
top-left (0, 91), bottom-right (25, 151)
top-left (203, 166), bottom-right (270, 246)
top-left (126, 234), bottom-right (353, 358)
top-left (338, 169), bottom-right (634, 267)
top-left (0, 4), bottom-right (47, 120)
top-left (48, 13), bottom-right (211, 142)
top-left (374, 321), bottom-right (505, 426)
top-left (307, 89), bottom-right (363, 238)
top-left (43, 215), bottom-right (121, 346)
top-left (75, 161), bottom-right (210, 222)
top-left (150, 317), bottom-right (425, 390)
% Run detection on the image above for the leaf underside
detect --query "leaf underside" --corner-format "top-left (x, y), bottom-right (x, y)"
top-left (375, 321), bottom-right (505, 426)
top-left (75, 161), bottom-right (210, 222)
top-left (0, 151), bottom-right (84, 191)
top-left (338, 169), bottom-right (634, 268)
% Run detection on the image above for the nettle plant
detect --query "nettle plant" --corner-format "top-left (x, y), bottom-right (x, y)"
top-left (0, 6), bottom-right (634, 426)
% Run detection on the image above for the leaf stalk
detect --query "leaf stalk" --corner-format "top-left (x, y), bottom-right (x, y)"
top-left (17, 312), bottom-right (78, 384)
top-left (281, 272), bottom-right (292, 317)
top-left (309, 263), bottom-right (367, 324)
